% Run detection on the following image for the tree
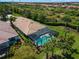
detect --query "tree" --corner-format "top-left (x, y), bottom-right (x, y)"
top-left (62, 15), bottom-right (71, 40)
top-left (37, 13), bottom-right (46, 23)
top-left (46, 16), bottom-right (57, 22)
top-left (43, 42), bottom-right (50, 59)
top-left (57, 35), bottom-right (75, 59)
top-left (62, 15), bottom-right (72, 24)
top-left (42, 37), bottom-right (58, 59)
top-left (48, 38), bottom-right (57, 58)
top-left (9, 16), bottom-right (16, 23)
top-left (31, 11), bottom-right (38, 21)
top-left (8, 45), bottom-right (36, 59)
top-left (25, 9), bottom-right (32, 19)
top-left (1, 11), bottom-right (7, 21)
top-left (76, 18), bottom-right (79, 32)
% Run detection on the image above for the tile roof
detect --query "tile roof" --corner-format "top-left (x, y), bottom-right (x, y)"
top-left (0, 21), bottom-right (17, 44)
top-left (0, 21), bottom-right (16, 35)
top-left (13, 17), bottom-right (46, 35)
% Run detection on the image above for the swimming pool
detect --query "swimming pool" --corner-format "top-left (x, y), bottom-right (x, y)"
top-left (35, 33), bottom-right (54, 46)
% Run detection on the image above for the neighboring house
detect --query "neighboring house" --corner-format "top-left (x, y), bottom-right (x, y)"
top-left (13, 17), bottom-right (58, 46)
top-left (0, 21), bottom-right (19, 58)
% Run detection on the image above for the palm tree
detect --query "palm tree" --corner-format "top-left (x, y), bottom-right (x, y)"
top-left (50, 39), bottom-right (56, 58)
top-left (1, 12), bottom-right (7, 21)
top-left (11, 0), bottom-right (15, 15)
top-left (42, 37), bottom-right (57, 59)
top-left (76, 18), bottom-right (79, 32)
top-left (62, 15), bottom-right (71, 40)
top-left (44, 43), bottom-right (49, 59)
top-left (57, 35), bottom-right (75, 59)
top-left (9, 16), bottom-right (16, 23)
top-left (42, 39), bottom-right (52, 59)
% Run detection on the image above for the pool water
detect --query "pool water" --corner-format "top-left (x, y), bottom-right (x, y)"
top-left (35, 33), bottom-right (54, 46)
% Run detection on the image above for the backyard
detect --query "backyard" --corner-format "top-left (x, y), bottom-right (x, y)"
top-left (48, 26), bottom-right (79, 59)
top-left (8, 22), bottom-right (79, 59)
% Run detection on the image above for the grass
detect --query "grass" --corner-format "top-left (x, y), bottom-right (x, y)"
top-left (48, 26), bottom-right (79, 59)
top-left (13, 13), bottom-right (22, 17)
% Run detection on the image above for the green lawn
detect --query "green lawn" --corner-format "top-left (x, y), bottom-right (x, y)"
top-left (13, 13), bottom-right (22, 17)
top-left (48, 26), bottom-right (79, 59)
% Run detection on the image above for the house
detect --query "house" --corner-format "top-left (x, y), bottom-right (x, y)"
top-left (0, 21), bottom-right (19, 58)
top-left (13, 17), bottom-right (58, 46)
